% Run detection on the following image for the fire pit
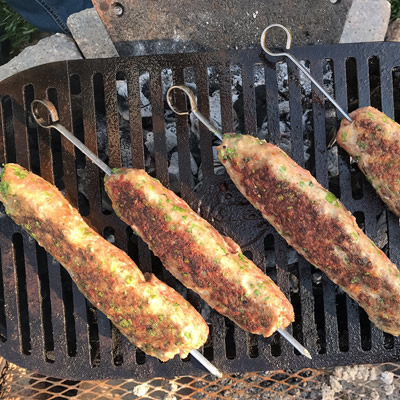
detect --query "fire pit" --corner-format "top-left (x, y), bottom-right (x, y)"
top-left (0, 41), bottom-right (400, 385)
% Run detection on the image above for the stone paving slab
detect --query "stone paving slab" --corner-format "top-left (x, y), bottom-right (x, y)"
top-left (0, 33), bottom-right (82, 82)
top-left (340, 0), bottom-right (391, 43)
top-left (67, 8), bottom-right (119, 59)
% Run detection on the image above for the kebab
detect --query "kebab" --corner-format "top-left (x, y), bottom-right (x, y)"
top-left (337, 106), bottom-right (400, 217)
top-left (166, 83), bottom-right (400, 336)
top-left (262, 24), bottom-right (400, 218)
top-left (30, 99), bottom-right (311, 358)
top-left (0, 164), bottom-right (209, 363)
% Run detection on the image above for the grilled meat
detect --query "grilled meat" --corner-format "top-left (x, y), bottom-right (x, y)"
top-left (105, 169), bottom-right (294, 337)
top-left (218, 134), bottom-right (400, 336)
top-left (0, 163), bottom-right (209, 361)
top-left (337, 106), bottom-right (400, 216)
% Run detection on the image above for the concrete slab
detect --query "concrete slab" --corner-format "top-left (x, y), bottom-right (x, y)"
top-left (340, 0), bottom-right (391, 43)
top-left (0, 34), bottom-right (82, 82)
top-left (67, 8), bottom-right (119, 59)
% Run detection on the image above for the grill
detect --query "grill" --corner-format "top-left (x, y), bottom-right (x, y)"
top-left (0, 42), bottom-right (400, 381)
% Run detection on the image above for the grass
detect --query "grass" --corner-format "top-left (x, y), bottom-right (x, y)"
top-left (389, 0), bottom-right (400, 22)
top-left (0, 0), bottom-right (38, 58)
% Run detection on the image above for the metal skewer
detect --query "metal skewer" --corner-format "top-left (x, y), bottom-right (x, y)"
top-left (260, 24), bottom-right (353, 123)
top-left (167, 85), bottom-right (312, 360)
top-left (31, 99), bottom-right (223, 378)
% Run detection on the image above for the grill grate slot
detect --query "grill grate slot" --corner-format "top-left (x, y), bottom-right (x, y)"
top-left (346, 57), bottom-right (359, 112)
top-left (369, 57), bottom-right (382, 110)
top-left (241, 63), bottom-right (257, 136)
top-left (69, 74), bottom-right (90, 217)
top-left (12, 233), bottom-right (31, 355)
top-left (289, 262), bottom-right (303, 356)
top-left (2, 96), bottom-right (16, 164)
top-left (1, 44), bottom-right (400, 379)
top-left (287, 60), bottom-right (304, 165)
top-left (24, 85), bottom-right (40, 175)
top-left (85, 300), bottom-right (100, 367)
top-left (0, 248), bottom-right (7, 343)
top-left (174, 67), bottom-right (193, 198)
top-left (35, 243), bottom-right (54, 362)
top-left (196, 65), bottom-right (214, 181)
top-left (311, 265), bottom-right (326, 354)
top-left (151, 69), bottom-right (169, 187)
top-left (60, 267), bottom-right (77, 358)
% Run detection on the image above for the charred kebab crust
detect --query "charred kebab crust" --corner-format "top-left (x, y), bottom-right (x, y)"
top-left (337, 106), bottom-right (400, 216)
top-left (0, 164), bottom-right (209, 361)
top-left (105, 169), bottom-right (294, 337)
top-left (217, 134), bottom-right (400, 336)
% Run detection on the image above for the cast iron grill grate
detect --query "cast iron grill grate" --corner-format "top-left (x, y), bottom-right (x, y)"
top-left (0, 43), bottom-right (400, 380)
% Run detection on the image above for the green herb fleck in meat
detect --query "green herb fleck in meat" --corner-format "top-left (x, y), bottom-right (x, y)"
top-left (351, 277), bottom-right (359, 284)
top-left (341, 131), bottom-right (348, 142)
top-left (173, 205), bottom-right (186, 212)
top-left (11, 166), bottom-right (28, 179)
top-left (0, 181), bottom-right (9, 195)
top-left (125, 275), bottom-right (134, 284)
top-left (119, 319), bottom-right (130, 328)
top-left (325, 192), bottom-right (337, 204)
top-left (350, 232), bottom-right (359, 242)
top-left (357, 141), bottom-right (367, 150)
top-left (164, 214), bottom-right (171, 222)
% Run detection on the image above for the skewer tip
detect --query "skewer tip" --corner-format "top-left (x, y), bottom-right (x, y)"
top-left (278, 328), bottom-right (312, 359)
top-left (190, 349), bottom-right (223, 378)
top-left (304, 349), bottom-right (312, 360)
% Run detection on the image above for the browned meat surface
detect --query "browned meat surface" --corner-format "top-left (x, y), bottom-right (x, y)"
top-left (0, 164), bottom-right (209, 361)
top-left (337, 106), bottom-right (400, 216)
top-left (105, 169), bottom-right (294, 337)
top-left (218, 134), bottom-right (400, 336)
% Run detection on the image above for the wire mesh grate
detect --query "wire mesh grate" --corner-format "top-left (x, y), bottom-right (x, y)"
top-left (2, 360), bottom-right (400, 399)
